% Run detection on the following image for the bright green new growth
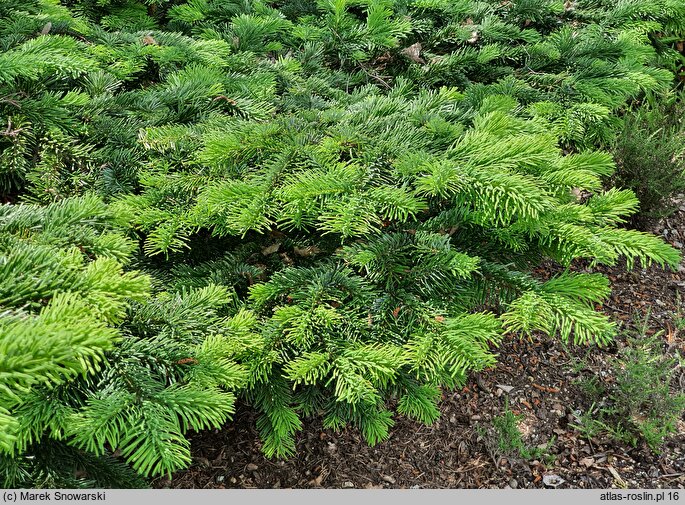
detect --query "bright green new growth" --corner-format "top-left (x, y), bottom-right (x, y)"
top-left (0, 0), bottom-right (683, 486)
top-left (0, 196), bottom-right (248, 484)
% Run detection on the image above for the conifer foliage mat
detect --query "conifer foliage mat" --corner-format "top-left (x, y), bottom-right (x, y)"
top-left (1, 0), bottom-right (684, 488)
top-left (157, 206), bottom-right (685, 490)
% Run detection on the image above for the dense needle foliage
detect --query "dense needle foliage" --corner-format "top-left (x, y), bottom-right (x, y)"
top-left (1, 0), bottom-right (684, 487)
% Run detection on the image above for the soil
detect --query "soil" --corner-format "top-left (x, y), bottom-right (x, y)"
top-left (153, 199), bottom-right (685, 490)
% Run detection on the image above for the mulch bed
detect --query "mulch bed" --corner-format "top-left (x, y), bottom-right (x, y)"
top-left (154, 199), bottom-right (685, 490)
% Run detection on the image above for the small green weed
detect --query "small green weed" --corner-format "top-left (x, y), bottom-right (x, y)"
top-left (674, 293), bottom-right (685, 334)
top-left (491, 401), bottom-right (555, 463)
top-left (569, 403), bottom-right (606, 440)
top-left (571, 324), bottom-right (685, 451)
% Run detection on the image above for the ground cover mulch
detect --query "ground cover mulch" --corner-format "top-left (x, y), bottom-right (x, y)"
top-left (154, 198), bottom-right (685, 490)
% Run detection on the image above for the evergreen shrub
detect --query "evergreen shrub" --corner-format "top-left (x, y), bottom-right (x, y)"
top-left (0, 0), bottom-right (683, 486)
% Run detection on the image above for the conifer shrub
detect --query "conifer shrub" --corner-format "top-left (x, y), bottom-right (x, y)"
top-left (0, 195), bottom-right (147, 485)
top-left (121, 85), bottom-right (680, 462)
top-left (1, 0), bottom-right (684, 486)
top-left (0, 196), bottom-right (248, 486)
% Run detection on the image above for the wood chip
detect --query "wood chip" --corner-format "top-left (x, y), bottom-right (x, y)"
top-left (542, 474), bottom-right (565, 487)
top-left (607, 466), bottom-right (627, 488)
top-left (382, 475), bottom-right (396, 484)
top-left (401, 42), bottom-right (425, 64)
top-left (294, 245), bottom-right (321, 257)
top-left (580, 457), bottom-right (595, 468)
top-left (532, 383), bottom-right (560, 393)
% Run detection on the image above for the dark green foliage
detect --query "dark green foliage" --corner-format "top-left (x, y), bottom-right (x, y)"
top-left (611, 97), bottom-right (685, 228)
top-left (0, 440), bottom-right (148, 489)
top-left (1, 0), bottom-right (684, 487)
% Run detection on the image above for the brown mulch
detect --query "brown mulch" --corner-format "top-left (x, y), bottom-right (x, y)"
top-left (154, 200), bottom-right (685, 490)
